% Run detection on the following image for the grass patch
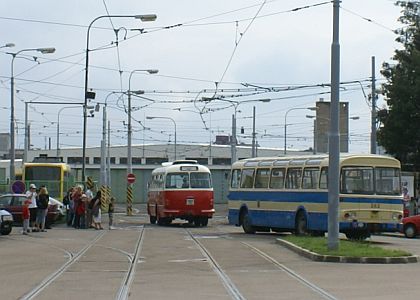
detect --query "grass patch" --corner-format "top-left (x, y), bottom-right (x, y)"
top-left (282, 235), bottom-right (411, 257)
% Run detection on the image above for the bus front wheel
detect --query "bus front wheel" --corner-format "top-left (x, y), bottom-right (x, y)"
top-left (241, 211), bottom-right (255, 234)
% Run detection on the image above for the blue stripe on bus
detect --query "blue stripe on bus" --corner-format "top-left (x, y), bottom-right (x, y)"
top-left (228, 191), bottom-right (403, 204)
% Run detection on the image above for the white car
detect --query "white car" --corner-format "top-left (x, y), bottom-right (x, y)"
top-left (0, 209), bottom-right (13, 235)
top-left (49, 197), bottom-right (65, 219)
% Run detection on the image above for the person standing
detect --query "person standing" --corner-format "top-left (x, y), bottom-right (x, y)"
top-left (85, 185), bottom-right (94, 228)
top-left (36, 186), bottom-right (49, 232)
top-left (25, 184), bottom-right (38, 232)
top-left (22, 197), bottom-right (31, 235)
top-left (72, 186), bottom-right (83, 229)
top-left (108, 197), bottom-right (115, 230)
top-left (91, 190), bottom-right (103, 230)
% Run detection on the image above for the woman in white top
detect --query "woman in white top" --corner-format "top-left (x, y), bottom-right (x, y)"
top-left (25, 183), bottom-right (38, 232)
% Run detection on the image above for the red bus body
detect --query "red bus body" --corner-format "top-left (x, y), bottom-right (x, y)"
top-left (147, 161), bottom-right (215, 226)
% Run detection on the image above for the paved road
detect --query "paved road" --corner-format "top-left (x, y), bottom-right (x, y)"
top-left (1, 206), bottom-right (420, 299)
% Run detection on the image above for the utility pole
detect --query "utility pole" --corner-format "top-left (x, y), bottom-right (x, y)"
top-left (371, 56), bottom-right (377, 154)
top-left (24, 102), bottom-right (29, 163)
top-left (252, 106), bottom-right (256, 158)
top-left (231, 114), bottom-right (237, 163)
top-left (328, 0), bottom-right (340, 251)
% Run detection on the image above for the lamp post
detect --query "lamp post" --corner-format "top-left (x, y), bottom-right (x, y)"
top-left (82, 13), bottom-right (157, 185)
top-left (283, 107), bottom-right (316, 155)
top-left (57, 106), bottom-right (83, 157)
top-left (9, 47), bottom-right (56, 182)
top-left (147, 116), bottom-right (177, 160)
top-left (127, 70), bottom-right (158, 174)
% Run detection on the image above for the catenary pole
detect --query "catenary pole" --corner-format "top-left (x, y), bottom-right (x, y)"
top-left (328, 0), bottom-right (341, 251)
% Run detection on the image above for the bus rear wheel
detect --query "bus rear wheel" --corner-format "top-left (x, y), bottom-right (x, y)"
top-left (295, 211), bottom-right (308, 236)
top-left (241, 211), bottom-right (255, 234)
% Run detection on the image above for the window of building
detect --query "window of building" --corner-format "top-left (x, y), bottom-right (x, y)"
top-left (93, 157), bottom-right (101, 164)
top-left (67, 157), bottom-right (87, 164)
top-left (212, 158), bottom-right (231, 165)
top-left (120, 157), bottom-right (127, 164)
top-left (146, 157), bottom-right (168, 165)
top-left (132, 157), bottom-right (142, 165)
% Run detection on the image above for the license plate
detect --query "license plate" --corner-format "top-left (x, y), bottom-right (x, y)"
top-left (186, 198), bottom-right (194, 205)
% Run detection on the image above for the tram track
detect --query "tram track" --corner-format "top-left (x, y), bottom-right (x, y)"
top-left (203, 224), bottom-right (339, 300)
top-left (116, 225), bottom-right (146, 300)
top-left (242, 242), bottom-right (338, 300)
top-left (21, 231), bottom-right (106, 300)
top-left (185, 228), bottom-right (246, 300)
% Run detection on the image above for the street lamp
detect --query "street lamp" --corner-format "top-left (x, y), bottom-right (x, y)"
top-left (0, 43), bottom-right (15, 49)
top-left (146, 116), bottom-right (177, 160)
top-left (82, 13), bottom-right (157, 185)
top-left (56, 106), bottom-right (83, 157)
top-left (283, 107), bottom-right (316, 155)
top-left (127, 69), bottom-right (158, 175)
top-left (8, 47), bottom-right (56, 182)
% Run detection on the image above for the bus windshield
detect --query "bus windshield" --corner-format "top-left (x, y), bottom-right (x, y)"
top-left (165, 172), bottom-right (212, 189)
top-left (24, 166), bottom-right (61, 180)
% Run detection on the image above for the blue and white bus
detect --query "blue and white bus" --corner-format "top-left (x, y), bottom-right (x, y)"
top-left (228, 154), bottom-right (403, 239)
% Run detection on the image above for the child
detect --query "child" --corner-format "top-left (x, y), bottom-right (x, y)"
top-left (22, 198), bottom-right (31, 235)
top-left (108, 197), bottom-right (115, 230)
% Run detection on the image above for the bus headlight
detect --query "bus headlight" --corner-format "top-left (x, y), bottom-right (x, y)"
top-left (344, 212), bottom-right (356, 219)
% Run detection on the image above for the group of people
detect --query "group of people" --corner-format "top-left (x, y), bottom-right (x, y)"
top-left (63, 185), bottom-right (115, 230)
top-left (23, 183), bottom-right (50, 234)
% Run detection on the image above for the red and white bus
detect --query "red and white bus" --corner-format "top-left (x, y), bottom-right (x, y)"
top-left (147, 160), bottom-right (214, 226)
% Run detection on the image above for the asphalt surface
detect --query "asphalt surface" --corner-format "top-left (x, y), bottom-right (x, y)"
top-left (1, 204), bottom-right (420, 299)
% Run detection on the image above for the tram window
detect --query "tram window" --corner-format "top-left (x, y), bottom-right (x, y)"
top-left (255, 168), bottom-right (270, 188)
top-left (319, 167), bottom-right (328, 189)
top-left (231, 169), bottom-right (241, 188)
top-left (285, 168), bottom-right (302, 189)
top-left (190, 172), bottom-right (212, 188)
top-left (165, 173), bottom-right (189, 189)
top-left (341, 167), bottom-right (373, 194)
top-left (240, 169), bottom-right (255, 189)
top-left (375, 167), bottom-right (401, 195)
top-left (302, 168), bottom-right (320, 189)
top-left (269, 168), bottom-right (285, 189)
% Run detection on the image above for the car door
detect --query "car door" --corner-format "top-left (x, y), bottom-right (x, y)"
top-left (10, 196), bottom-right (25, 223)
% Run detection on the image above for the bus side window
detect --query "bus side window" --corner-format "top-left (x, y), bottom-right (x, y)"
top-left (231, 169), bottom-right (241, 188)
top-left (240, 169), bottom-right (255, 189)
top-left (254, 168), bottom-right (270, 188)
top-left (269, 168), bottom-right (285, 189)
top-left (319, 167), bottom-right (328, 189)
top-left (302, 167), bottom-right (320, 189)
top-left (285, 168), bottom-right (302, 189)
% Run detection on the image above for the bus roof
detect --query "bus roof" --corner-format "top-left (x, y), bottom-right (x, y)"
top-left (24, 162), bottom-right (71, 171)
top-left (232, 154), bottom-right (401, 169)
top-left (152, 161), bottom-right (211, 174)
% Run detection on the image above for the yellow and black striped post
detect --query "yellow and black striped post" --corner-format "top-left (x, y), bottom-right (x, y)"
top-left (100, 185), bottom-right (107, 212)
top-left (86, 176), bottom-right (94, 190)
top-left (127, 184), bottom-right (133, 216)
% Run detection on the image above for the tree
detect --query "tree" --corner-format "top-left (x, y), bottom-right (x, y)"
top-left (379, 1), bottom-right (420, 169)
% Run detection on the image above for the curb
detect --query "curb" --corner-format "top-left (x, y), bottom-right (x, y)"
top-left (276, 238), bottom-right (419, 264)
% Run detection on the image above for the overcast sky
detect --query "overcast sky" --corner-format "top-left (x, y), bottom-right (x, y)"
top-left (0, 0), bottom-right (403, 155)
